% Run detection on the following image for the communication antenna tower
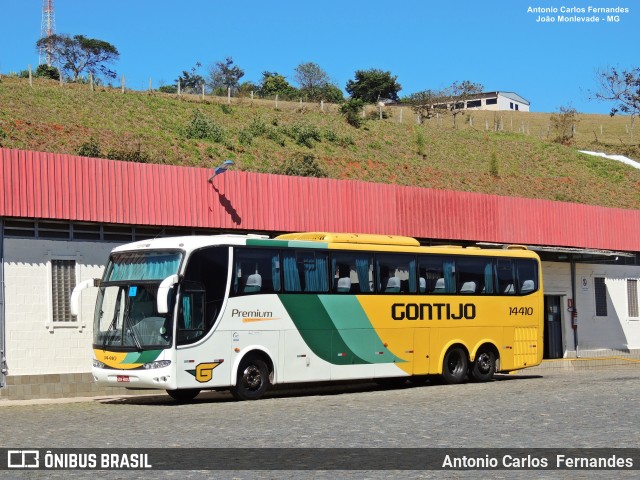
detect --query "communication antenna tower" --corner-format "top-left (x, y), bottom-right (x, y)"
top-left (39, 0), bottom-right (56, 66)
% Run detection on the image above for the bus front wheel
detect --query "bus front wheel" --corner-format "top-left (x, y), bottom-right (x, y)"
top-left (230, 355), bottom-right (270, 401)
top-left (469, 348), bottom-right (496, 382)
top-left (442, 347), bottom-right (468, 384)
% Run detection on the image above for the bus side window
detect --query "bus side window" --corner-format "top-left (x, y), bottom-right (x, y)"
top-left (376, 254), bottom-right (416, 293)
top-left (496, 258), bottom-right (515, 295)
top-left (334, 264), bottom-right (352, 293)
top-left (233, 248), bottom-right (281, 295)
top-left (330, 252), bottom-right (374, 293)
top-left (516, 259), bottom-right (538, 295)
top-left (456, 257), bottom-right (493, 294)
top-left (418, 255), bottom-right (446, 294)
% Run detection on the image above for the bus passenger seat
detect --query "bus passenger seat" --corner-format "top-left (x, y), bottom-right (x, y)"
top-left (419, 277), bottom-right (426, 293)
top-left (433, 278), bottom-right (445, 293)
top-left (460, 281), bottom-right (477, 293)
top-left (503, 284), bottom-right (514, 294)
top-left (385, 277), bottom-right (401, 293)
top-left (521, 280), bottom-right (535, 293)
top-left (244, 273), bottom-right (262, 293)
top-left (336, 277), bottom-right (351, 293)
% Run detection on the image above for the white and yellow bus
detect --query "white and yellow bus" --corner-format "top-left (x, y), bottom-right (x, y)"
top-left (71, 232), bottom-right (543, 401)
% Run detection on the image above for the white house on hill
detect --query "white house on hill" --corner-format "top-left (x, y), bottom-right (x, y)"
top-left (465, 91), bottom-right (531, 112)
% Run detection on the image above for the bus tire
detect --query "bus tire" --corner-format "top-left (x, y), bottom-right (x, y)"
top-left (442, 347), bottom-right (468, 384)
top-left (469, 348), bottom-right (496, 382)
top-left (166, 388), bottom-right (200, 402)
top-left (230, 355), bottom-right (270, 401)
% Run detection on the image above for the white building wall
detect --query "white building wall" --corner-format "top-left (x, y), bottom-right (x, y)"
top-left (574, 263), bottom-right (640, 352)
top-left (496, 95), bottom-right (530, 112)
top-left (3, 238), bottom-right (112, 376)
top-left (542, 260), bottom-right (640, 355)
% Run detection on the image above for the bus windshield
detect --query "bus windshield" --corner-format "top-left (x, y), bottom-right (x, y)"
top-left (94, 251), bottom-right (183, 350)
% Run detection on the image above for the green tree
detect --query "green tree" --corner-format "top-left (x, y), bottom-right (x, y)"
top-left (345, 69), bottom-right (401, 103)
top-left (444, 80), bottom-right (484, 127)
top-left (176, 63), bottom-right (205, 94)
top-left (405, 89), bottom-right (442, 123)
top-left (550, 106), bottom-right (579, 144)
top-left (35, 64), bottom-right (60, 80)
top-left (35, 34), bottom-right (119, 81)
top-left (208, 57), bottom-right (244, 94)
top-left (340, 98), bottom-right (365, 128)
top-left (258, 72), bottom-right (298, 99)
top-left (319, 84), bottom-right (344, 103)
top-left (294, 62), bottom-right (336, 101)
top-left (593, 66), bottom-right (640, 118)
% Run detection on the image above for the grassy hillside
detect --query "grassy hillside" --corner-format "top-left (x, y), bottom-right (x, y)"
top-left (1, 76), bottom-right (639, 210)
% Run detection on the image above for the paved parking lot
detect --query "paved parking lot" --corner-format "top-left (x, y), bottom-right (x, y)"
top-left (1, 365), bottom-right (639, 478)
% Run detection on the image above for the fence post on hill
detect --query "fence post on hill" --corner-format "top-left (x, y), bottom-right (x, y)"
top-left (58, 67), bottom-right (63, 86)
top-left (28, 65), bottom-right (32, 87)
top-left (250, 91), bottom-right (254, 105)
top-left (89, 72), bottom-right (94, 92)
top-left (227, 87), bottom-right (231, 104)
top-left (321, 100), bottom-right (324, 112)
top-left (399, 108), bottom-right (403, 123)
top-left (275, 94), bottom-right (278, 109)
top-left (121, 75), bottom-right (125, 93)
top-left (485, 119), bottom-right (489, 131)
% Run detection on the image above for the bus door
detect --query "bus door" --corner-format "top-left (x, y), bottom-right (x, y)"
top-left (174, 247), bottom-right (231, 390)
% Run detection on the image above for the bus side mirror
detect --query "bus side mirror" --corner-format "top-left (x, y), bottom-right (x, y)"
top-left (70, 278), bottom-right (101, 316)
top-left (157, 274), bottom-right (179, 314)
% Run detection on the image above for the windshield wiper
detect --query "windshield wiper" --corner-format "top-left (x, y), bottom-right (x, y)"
top-left (102, 288), bottom-right (123, 351)
top-left (123, 302), bottom-right (143, 352)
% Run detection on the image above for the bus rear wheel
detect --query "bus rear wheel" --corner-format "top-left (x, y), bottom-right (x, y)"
top-left (469, 349), bottom-right (496, 382)
top-left (442, 347), bottom-right (468, 384)
top-left (230, 355), bottom-right (270, 401)
top-left (166, 388), bottom-right (200, 402)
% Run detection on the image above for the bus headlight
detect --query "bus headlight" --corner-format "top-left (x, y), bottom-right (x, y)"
top-left (143, 360), bottom-right (172, 369)
top-left (93, 359), bottom-right (106, 369)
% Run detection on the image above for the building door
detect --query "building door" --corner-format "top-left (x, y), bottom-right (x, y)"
top-left (544, 295), bottom-right (564, 359)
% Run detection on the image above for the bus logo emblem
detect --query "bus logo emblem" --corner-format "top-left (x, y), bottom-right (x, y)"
top-left (187, 361), bottom-right (224, 383)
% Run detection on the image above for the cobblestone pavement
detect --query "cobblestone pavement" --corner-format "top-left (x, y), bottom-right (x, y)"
top-left (1, 365), bottom-right (639, 479)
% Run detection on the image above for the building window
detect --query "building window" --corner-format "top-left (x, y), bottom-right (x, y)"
top-left (515, 104), bottom-right (519, 111)
top-left (594, 277), bottom-right (607, 317)
top-left (51, 260), bottom-right (77, 323)
top-left (509, 102), bottom-right (514, 110)
top-left (628, 279), bottom-right (639, 317)
top-left (485, 98), bottom-right (497, 105)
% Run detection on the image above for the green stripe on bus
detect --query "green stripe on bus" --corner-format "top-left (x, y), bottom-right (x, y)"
top-left (246, 239), bottom-right (328, 249)
top-left (318, 296), bottom-right (403, 363)
top-left (278, 294), bottom-right (369, 365)
top-left (246, 239), bottom-right (290, 248)
top-left (123, 350), bottom-right (162, 365)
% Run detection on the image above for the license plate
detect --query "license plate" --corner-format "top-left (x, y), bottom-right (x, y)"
top-left (116, 375), bottom-right (130, 383)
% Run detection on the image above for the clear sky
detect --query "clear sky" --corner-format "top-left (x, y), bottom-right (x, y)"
top-left (0, 0), bottom-right (637, 114)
